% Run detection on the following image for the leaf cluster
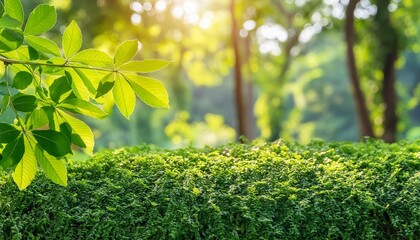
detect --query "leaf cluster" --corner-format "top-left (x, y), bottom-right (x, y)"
top-left (0, 0), bottom-right (170, 189)
top-left (0, 140), bottom-right (419, 239)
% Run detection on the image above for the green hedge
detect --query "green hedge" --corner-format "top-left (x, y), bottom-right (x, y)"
top-left (0, 140), bottom-right (419, 239)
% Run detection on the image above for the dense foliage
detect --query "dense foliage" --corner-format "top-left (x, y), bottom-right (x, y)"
top-left (0, 0), bottom-right (169, 189)
top-left (1, 140), bottom-right (419, 239)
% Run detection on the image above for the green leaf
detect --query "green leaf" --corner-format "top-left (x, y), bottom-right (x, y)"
top-left (62, 20), bottom-right (82, 58)
top-left (49, 75), bottom-right (72, 103)
top-left (58, 110), bottom-right (94, 154)
top-left (58, 98), bottom-right (107, 119)
top-left (0, 28), bottom-right (23, 53)
top-left (12, 94), bottom-right (37, 112)
top-left (114, 40), bottom-right (138, 67)
top-left (70, 49), bottom-right (113, 67)
top-left (113, 74), bottom-right (136, 119)
top-left (42, 57), bottom-right (66, 74)
top-left (0, 14), bottom-right (23, 28)
top-left (4, 0), bottom-right (24, 25)
top-left (125, 74), bottom-right (169, 108)
top-left (24, 4), bottom-right (56, 35)
top-left (66, 70), bottom-right (90, 100)
top-left (26, 108), bottom-right (49, 129)
top-left (71, 133), bottom-right (86, 148)
top-left (96, 73), bottom-right (114, 98)
top-left (12, 71), bottom-right (33, 90)
top-left (0, 135), bottom-right (24, 169)
top-left (0, 105), bottom-right (15, 124)
top-left (32, 130), bottom-right (72, 157)
top-left (72, 68), bottom-right (96, 95)
top-left (35, 144), bottom-right (67, 186)
top-left (0, 123), bottom-right (20, 143)
top-left (117, 59), bottom-right (171, 73)
top-left (12, 137), bottom-right (37, 190)
top-left (25, 35), bottom-right (61, 56)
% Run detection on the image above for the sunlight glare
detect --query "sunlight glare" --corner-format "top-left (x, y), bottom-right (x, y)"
top-left (257, 23), bottom-right (288, 42)
top-left (183, 0), bottom-right (198, 15)
top-left (130, 2), bottom-right (143, 13)
top-left (199, 13), bottom-right (213, 29)
top-left (172, 6), bottom-right (184, 19)
top-left (131, 13), bottom-right (142, 25)
top-left (143, 2), bottom-right (153, 11)
top-left (243, 20), bottom-right (256, 31)
top-left (155, 0), bottom-right (168, 13)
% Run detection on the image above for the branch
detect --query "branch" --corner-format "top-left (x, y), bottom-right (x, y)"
top-left (0, 55), bottom-right (115, 73)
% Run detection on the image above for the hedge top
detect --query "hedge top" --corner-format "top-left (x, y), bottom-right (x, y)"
top-left (0, 140), bottom-right (419, 239)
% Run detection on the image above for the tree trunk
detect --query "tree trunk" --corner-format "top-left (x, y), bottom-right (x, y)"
top-left (345, 0), bottom-right (375, 138)
top-left (230, 0), bottom-right (251, 141)
top-left (374, 0), bottom-right (398, 143)
top-left (244, 34), bottom-right (255, 139)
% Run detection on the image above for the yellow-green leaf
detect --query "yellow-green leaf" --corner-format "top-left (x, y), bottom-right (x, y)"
top-left (125, 74), bottom-right (169, 108)
top-left (12, 137), bottom-right (37, 190)
top-left (117, 59), bottom-right (171, 73)
top-left (58, 98), bottom-right (107, 119)
top-left (114, 40), bottom-right (138, 67)
top-left (35, 144), bottom-right (67, 186)
top-left (25, 35), bottom-right (61, 56)
top-left (58, 110), bottom-right (94, 155)
top-left (70, 49), bottom-right (113, 67)
top-left (24, 4), bottom-right (56, 35)
top-left (113, 74), bottom-right (135, 119)
top-left (4, 0), bottom-right (24, 25)
top-left (62, 20), bottom-right (82, 58)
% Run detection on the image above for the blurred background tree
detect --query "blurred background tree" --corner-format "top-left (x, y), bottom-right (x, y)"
top-left (24, 0), bottom-right (420, 149)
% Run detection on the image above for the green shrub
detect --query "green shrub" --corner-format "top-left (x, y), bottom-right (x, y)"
top-left (0, 140), bottom-right (419, 239)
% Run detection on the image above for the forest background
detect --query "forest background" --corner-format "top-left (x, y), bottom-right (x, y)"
top-left (24, 0), bottom-right (420, 149)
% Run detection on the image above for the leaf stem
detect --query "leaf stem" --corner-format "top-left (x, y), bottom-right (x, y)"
top-left (0, 55), bottom-right (114, 73)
